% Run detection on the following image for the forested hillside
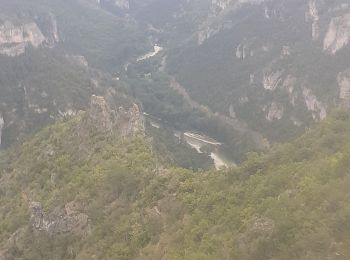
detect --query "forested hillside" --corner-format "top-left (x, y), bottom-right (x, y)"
top-left (0, 0), bottom-right (150, 148)
top-left (1, 100), bottom-right (350, 259)
top-left (2, 1), bottom-right (350, 259)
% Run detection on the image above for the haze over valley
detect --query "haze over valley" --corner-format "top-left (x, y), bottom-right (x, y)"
top-left (1, 0), bottom-right (350, 259)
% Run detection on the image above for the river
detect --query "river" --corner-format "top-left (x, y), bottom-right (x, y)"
top-left (144, 113), bottom-right (234, 170)
top-left (183, 131), bottom-right (233, 170)
top-left (137, 45), bottom-right (163, 62)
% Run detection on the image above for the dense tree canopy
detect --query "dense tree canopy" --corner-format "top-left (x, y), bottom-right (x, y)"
top-left (1, 110), bottom-right (350, 259)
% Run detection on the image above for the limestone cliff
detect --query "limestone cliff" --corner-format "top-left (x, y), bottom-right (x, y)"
top-left (324, 14), bottom-right (350, 54)
top-left (263, 71), bottom-right (283, 91)
top-left (88, 95), bottom-right (144, 136)
top-left (306, 0), bottom-right (320, 40)
top-left (29, 201), bottom-right (90, 236)
top-left (0, 16), bottom-right (59, 57)
top-left (89, 95), bottom-right (114, 133)
top-left (0, 113), bottom-right (3, 146)
top-left (115, 0), bottom-right (130, 10)
top-left (302, 88), bottom-right (327, 121)
top-left (338, 69), bottom-right (350, 108)
top-left (265, 102), bottom-right (283, 121)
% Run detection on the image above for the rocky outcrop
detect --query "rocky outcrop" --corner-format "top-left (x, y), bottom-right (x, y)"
top-left (89, 95), bottom-right (114, 133)
top-left (66, 55), bottom-right (89, 67)
top-left (88, 95), bottom-right (144, 136)
top-left (281, 45), bottom-right (291, 57)
top-left (120, 103), bottom-right (144, 136)
top-left (239, 96), bottom-right (249, 104)
top-left (115, 0), bottom-right (130, 10)
top-left (302, 88), bottom-right (327, 120)
top-left (197, 24), bottom-right (222, 45)
top-left (43, 14), bottom-right (60, 47)
top-left (283, 75), bottom-right (297, 95)
top-left (212, 0), bottom-right (264, 14)
top-left (323, 14), bottom-right (350, 54)
top-left (197, 0), bottom-right (265, 45)
top-left (0, 21), bottom-right (45, 56)
top-left (0, 113), bottom-right (3, 147)
top-left (338, 69), bottom-right (350, 108)
top-left (263, 71), bottom-right (283, 90)
top-left (93, 0), bottom-right (130, 10)
top-left (263, 4), bottom-right (281, 20)
top-left (229, 104), bottom-right (236, 118)
top-left (211, 0), bottom-right (235, 13)
top-left (0, 17), bottom-right (59, 56)
top-left (59, 109), bottom-right (77, 118)
top-left (29, 201), bottom-right (90, 236)
top-left (291, 116), bottom-right (302, 127)
top-left (236, 44), bottom-right (253, 60)
top-left (249, 74), bottom-right (255, 85)
top-left (306, 0), bottom-right (320, 40)
top-left (265, 102), bottom-right (283, 121)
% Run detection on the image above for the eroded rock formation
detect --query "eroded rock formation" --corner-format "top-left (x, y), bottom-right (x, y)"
top-left (0, 114), bottom-right (4, 147)
top-left (29, 201), bottom-right (90, 236)
top-left (306, 0), bottom-right (320, 40)
top-left (324, 14), bottom-right (350, 54)
top-left (263, 71), bottom-right (283, 91)
top-left (88, 95), bottom-right (144, 136)
top-left (115, 0), bottom-right (130, 10)
top-left (338, 69), bottom-right (350, 108)
top-left (266, 102), bottom-right (284, 121)
top-left (89, 95), bottom-right (114, 133)
top-left (0, 16), bottom-right (59, 56)
top-left (302, 88), bottom-right (327, 121)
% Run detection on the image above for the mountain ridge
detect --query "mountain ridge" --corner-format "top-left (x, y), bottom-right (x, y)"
top-left (2, 98), bottom-right (350, 259)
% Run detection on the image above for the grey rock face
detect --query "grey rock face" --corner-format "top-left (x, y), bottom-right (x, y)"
top-left (120, 103), bottom-right (144, 136)
top-left (115, 0), bottom-right (130, 10)
top-left (0, 16), bottom-right (59, 57)
top-left (29, 201), bottom-right (90, 236)
top-left (0, 114), bottom-right (3, 147)
top-left (324, 14), bottom-right (350, 54)
top-left (306, 0), bottom-right (320, 40)
top-left (338, 68), bottom-right (350, 108)
top-left (0, 21), bottom-right (45, 56)
top-left (154, 0), bottom-right (350, 142)
top-left (88, 95), bottom-right (144, 136)
top-left (89, 95), bottom-right (114, 133)
top-left (266, 102), bottom-right (283, 121)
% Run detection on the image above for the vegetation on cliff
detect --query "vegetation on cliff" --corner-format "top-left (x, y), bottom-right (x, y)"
top-left (1, 109), bottom-right (350, 259)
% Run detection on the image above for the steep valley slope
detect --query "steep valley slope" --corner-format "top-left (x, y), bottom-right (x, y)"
top-left (96, 0), bottom-right (350, 143)
top-left (2, 2), bottom-right (350, 259)
top-left (0, 0), bottom-right (150, 148)
top-left (2, 93), bottom-right (350, 259)
top-left (6, 0), bottom-right (350, 162)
